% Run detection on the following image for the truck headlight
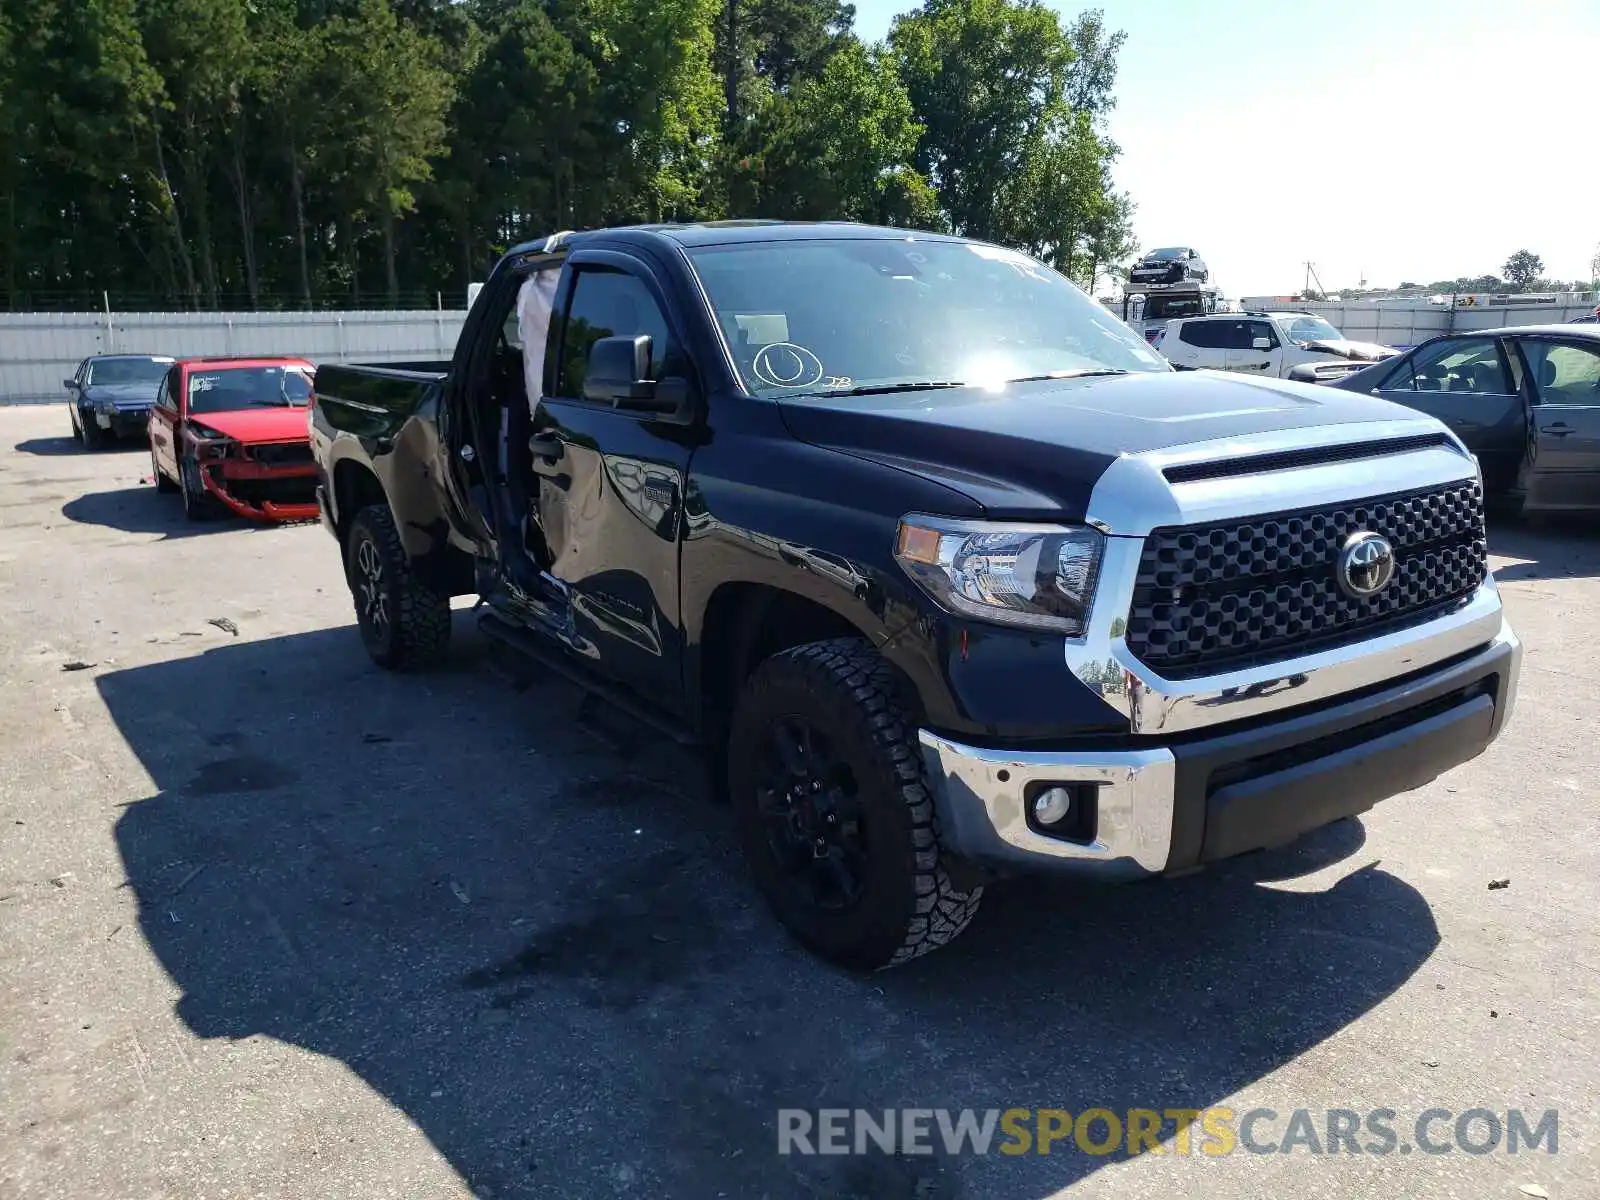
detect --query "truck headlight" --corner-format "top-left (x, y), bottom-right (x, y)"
top-left (894, 516), bottom-right (1103, 635)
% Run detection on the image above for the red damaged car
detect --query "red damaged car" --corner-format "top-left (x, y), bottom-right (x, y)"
top-left (147, 357), bottom-right (320, 522)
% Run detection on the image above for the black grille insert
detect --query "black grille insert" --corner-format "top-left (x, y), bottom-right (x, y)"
top-left (250, 442), bottom-right (314, 466)
top-left (1125, 479), bottom-right (1487, 677)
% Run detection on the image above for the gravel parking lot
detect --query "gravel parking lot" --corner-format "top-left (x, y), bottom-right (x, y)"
top-left (2, 402), bottom-right (1598, 1200)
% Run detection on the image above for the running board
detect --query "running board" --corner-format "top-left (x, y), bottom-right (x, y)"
top-left (478, 612), bottom-right (700, 748)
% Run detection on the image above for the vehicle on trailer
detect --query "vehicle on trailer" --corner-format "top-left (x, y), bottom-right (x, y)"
top-left (310, 220), bottom-right (1520, 970)
top-left (63, 355), bottom-right (174, 449)
top-left (1127, 246), bottom-right (1209, 286)
top-left (1155, 310), bottom-right (1397, 383)
top-left (147, 357), bottom-right (320, 522)
top-left (1331, 324), bottom-right (1600, 510)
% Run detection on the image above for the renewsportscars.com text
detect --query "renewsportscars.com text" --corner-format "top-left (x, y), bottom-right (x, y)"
top-left (777, 1107), bottom-right (1559, 1158)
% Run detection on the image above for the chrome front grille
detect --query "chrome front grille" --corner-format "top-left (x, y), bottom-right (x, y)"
top-left (1124, 479), bottom-right (1487, 678)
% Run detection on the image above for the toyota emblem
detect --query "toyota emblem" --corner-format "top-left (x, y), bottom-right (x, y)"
top-left (1337, 531), bottom-right (1396, 598)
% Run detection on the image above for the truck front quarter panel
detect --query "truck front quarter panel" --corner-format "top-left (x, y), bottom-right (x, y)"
top-left (679, 396), bottom-right (1132, 740)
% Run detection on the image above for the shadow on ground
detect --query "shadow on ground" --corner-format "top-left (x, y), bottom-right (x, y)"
top-left (105, 625), bottom-right (1438, 1199)
top-left (13, 434), bottom-right (146, 457)
top-left (1487, 513), bottom-right (1600, 583)
top-left (61, 485), bottom-right (272, 538)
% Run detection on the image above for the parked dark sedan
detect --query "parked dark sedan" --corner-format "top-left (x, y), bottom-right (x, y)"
top-left (64, 354), bottom-right (174, 449)
top-left (1332, 324), bottom-right (1600, 511)
top-left (1127, 246), bottom-right (1209, 286)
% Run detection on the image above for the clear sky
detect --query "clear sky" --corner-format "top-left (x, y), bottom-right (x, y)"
top-left (851, 0), bottom-right (1600, 295)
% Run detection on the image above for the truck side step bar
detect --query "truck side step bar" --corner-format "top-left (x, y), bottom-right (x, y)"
top-left (478, 611), bottom-right (700, 748)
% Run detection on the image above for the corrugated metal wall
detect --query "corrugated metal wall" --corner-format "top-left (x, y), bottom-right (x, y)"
top-left (0, 310), bottom-right (468, 403)
top-left (1295, 300), bottom-right (1596, 349)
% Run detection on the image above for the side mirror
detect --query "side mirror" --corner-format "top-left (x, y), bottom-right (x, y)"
top-left (1251, 337), bottom-right (1272, 351)
top-left (582, 335), bottom-right (681, 414)
top-left (63, 378), bottom-right (78, 391)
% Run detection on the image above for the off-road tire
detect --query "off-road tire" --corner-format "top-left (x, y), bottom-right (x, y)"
top-left (728, 638), bottom-right (982, 970)
top-left (152, 446), bottom-right (178, 493)
top-left (346, 503), bottom-right (452, 670)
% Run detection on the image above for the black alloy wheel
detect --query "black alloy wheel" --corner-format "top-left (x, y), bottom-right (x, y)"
top-left (754, 715), bottom-right (869, 912)
top-left (345, 504), bottom-right (452, 670)
top-left (729, 639), bottom-right (983, 970)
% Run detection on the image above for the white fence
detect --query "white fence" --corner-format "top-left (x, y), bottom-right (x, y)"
top-left (1294, 299), bottom-right (1597, 349)
top-left (0, 309), bottom-right (468, 404)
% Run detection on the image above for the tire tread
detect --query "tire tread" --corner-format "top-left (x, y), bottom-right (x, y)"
top-left (350, 503), bottom-right (452, 670)
top-left (746, 637), bottom-right (982, 969)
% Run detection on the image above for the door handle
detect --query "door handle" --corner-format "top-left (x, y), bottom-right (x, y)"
top-left (529, 432), bottom-right (564, 462)
top-left (1546, 423), bottom-right (1572, 436)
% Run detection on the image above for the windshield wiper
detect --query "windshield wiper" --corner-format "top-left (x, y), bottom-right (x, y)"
top-left (1007, 369), bottom-right (1130, 383)
top-left (810, 381), bottom-right (968, 397)
top-left (251, 397), bottom-right (293, 406)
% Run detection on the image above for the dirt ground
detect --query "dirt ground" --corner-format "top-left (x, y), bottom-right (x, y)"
top-left (1, 403), bottom-right (1597, 1199)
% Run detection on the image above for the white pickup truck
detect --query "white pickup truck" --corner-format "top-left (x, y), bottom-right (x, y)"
top-left (1155, 311), bottom-right (1398, 383)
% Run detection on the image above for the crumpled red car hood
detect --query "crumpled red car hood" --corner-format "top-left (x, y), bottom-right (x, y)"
top-left (188, 407), bottom-right (311, 443)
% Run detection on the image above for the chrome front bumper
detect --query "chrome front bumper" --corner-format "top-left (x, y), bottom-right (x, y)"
top-left (919, 589), bottom-right (1521, 880)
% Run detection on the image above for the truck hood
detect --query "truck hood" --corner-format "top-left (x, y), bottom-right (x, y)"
top-left (1302, 338), bottom-right (1397, 362)
top-left (188, 407), bottom-right (311, 443)
top-left (776, 371), bottom-right (1435, 519)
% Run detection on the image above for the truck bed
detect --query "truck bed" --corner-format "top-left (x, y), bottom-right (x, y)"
top-left (313, 362), bottom-right (447, 438)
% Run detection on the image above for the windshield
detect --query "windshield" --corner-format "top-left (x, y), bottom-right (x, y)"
top-left (686, 238), bottom-right (1168, 396)
top-left (85, 357), bottom-right (171, 386)
top-left (1285, 316), bottom-right (1344, 344)
top-left (187, 365), bottom-right (311, 414)
top-left (1145, 295), bottom-right (1206, 319)
top-left (1145, 247), bottom-right (1187, 261)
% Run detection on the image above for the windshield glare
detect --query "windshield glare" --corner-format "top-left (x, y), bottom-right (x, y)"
top-left (187, 366), bottom-right (311, 414)
top-left (1286, 316), bottom-right (1343, 344)
top-left (1145, 248), bottom-right (1186, 261)
top-left (687, 239), bottom-right (1169, 396)
top-left (86, 357), bottom-right (171, 386)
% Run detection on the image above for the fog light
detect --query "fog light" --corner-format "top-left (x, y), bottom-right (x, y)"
top-left (1032, 786), bottom-right (1075, 826)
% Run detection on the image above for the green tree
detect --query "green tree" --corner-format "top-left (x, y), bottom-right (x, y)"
top-left (715, 0), bottom-right (854, 126)
top-left (2, 0), bottom-right (163, 303)
top-left (139, 0), bottom-right (252, 304)
top-left (1063, 7), bottom-right (1125, 121)
top-left (740, 39), bottom-right (933, 225)
top-left (1080, 189), bottom-right (1136, 292)
top-left (584, 0), bottom-right (723, 222)
top-left (890, 0), bottom-right (1123, 257)
top-left (1502, 249), bottom-right (1544, 292)
top-left (315, 0), bottom-right (455, 301)
top-left (891, 0), bottom-right (1074, 242)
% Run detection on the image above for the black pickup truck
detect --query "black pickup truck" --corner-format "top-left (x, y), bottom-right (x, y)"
top-left (310, 221), bottom-right (1521, 970)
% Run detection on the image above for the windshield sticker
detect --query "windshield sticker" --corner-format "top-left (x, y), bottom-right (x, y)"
top-left (752, 342), bottom-right (824, 389)
top-left (190, 376), bottom-right (220, 393)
